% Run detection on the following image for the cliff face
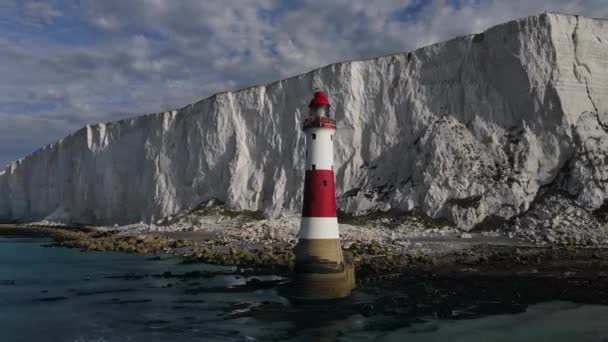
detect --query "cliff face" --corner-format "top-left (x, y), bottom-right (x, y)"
top-left (1, 13), bottom-right (607, 229)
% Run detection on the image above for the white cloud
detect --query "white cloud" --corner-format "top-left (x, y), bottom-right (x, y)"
top-left (24, 1), bottom-right (62, 24)
top-left (93, 16), bottom-right (121, 31)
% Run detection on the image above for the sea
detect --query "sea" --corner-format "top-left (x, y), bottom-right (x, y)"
top-left (1, 236), bottom-right (608, 342)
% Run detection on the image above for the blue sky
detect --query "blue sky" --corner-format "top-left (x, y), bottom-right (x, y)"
top-left (0, 0), bottom-right (606, 167)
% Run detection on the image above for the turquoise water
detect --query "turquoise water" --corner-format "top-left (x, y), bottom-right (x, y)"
top-left (1, 237), bottom-right (608, 341)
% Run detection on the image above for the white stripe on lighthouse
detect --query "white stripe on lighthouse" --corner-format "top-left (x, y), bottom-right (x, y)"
top-left (298, 217), bottom-right (340, 239)
top-left (305, 127), bottom-right (335, 171)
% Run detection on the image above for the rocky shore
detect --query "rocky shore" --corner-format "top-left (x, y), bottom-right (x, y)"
top-left (2, 223), bottom-right (607, 342)
top-left (2, 223), bottom-right (607, 281)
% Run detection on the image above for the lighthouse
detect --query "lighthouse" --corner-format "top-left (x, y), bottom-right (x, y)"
top-left (293, 90), bottom-right (355, 300)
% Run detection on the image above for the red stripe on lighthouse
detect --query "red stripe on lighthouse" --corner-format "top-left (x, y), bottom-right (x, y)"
top-left (302, 170), bottom-right (337, 217)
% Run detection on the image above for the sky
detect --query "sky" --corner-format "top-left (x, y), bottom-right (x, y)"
top-left (0, 0), bottom-right (606, 167)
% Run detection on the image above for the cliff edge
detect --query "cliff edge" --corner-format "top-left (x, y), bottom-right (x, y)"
top-left (1, 13), bottom-right (607, 230)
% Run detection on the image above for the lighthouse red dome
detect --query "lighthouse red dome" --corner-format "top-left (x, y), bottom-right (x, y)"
top-left (308, 90), bottom-right (331, 108)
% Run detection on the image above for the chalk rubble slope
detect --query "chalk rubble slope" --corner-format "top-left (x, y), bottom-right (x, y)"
top-left (1, 13), bottom-right (607, 230)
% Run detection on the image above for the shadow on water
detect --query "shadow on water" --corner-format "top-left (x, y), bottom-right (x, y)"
top-left (1, 237), bottom-right (608, 341)
top-left (207, 268), bottom-right (608, 340)
top-left (236, 273), bottom-right (608, 336)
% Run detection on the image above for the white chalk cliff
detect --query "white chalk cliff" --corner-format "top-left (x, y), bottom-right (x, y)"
top-left (1, 13), bottom-right (607, 229)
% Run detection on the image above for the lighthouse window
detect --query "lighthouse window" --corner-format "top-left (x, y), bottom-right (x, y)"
top-left (312, 164), bottom-right (316, 170)
top-left (312, 133), bottom-right (316, 140)
top-left (322, 180), bottom-right (328, 187)
top-left (330, 134), bottom-right (333, 141)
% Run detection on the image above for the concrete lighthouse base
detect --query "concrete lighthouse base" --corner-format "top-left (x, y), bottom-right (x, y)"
top-left (294, 238), bottom-right (344, 265)
top-left (290, 241), bottom-right (356, 300)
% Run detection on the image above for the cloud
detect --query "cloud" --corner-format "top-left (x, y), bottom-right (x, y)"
top-left (24, 2), bottom-right (62, 23)
top-left (93, 15), bottom-right (121, 31)
top-left (0, 0), bottom-right (606, 167)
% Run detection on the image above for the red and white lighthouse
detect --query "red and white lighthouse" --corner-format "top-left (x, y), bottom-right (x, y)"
top-left (293, 90), bottom-right (355, 300)
top-left (300, 90), bottom-right (339, 242)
